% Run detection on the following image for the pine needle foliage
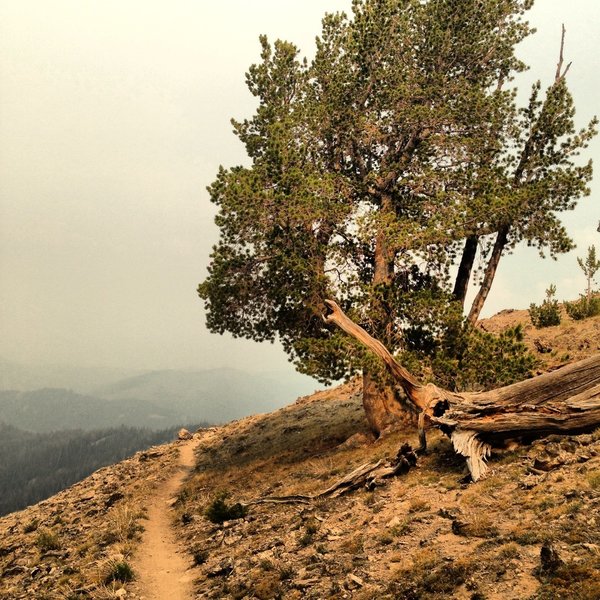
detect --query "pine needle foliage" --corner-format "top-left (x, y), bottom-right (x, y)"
top-left (399, 303), bottom-right (536, 392)
top-left (565, 246), bottom-right (600, 320)
top-left (565, 294), bottom-right (600, 321)
top-left (199, 0), bottom-right (596, 387)
top-left (205, 491), bottom-right (248, 524)
top-left (529, 285), bottom-right (562, 328)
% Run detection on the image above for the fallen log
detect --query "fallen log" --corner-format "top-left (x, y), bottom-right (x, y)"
top-left (324, 299), bottom-right (600, 481)
top-left (248, 444), bottom-right (418, 505)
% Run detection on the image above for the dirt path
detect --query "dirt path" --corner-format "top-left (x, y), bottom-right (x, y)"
top-left (132, 438), bottom-right (199, 600)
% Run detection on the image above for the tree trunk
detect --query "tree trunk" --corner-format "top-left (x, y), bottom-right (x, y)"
top-left (362, 369), bottom-right (414, 435)
top-left (324, 299), bottom-right (600, 481)
top-left (468, 225), bottom-right (509, 324)
top-left (453, 235), bottom-right (478, 309)
top-left (362, 370), bottom-right (393, 435)
top-left (362, 192), bottom-right (407, 435)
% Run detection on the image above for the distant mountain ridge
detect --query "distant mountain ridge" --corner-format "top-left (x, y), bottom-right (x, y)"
top-left (0, 388), bottom-right (185, 432)
top-left (0, 358), bottom-right (137, 393)
top-left (0, 361), bottom-right (320, 431)
top-left (91, 367), bottom-right (319, 424)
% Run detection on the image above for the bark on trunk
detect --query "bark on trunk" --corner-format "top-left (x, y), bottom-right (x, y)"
top-left (324, 299), bottom-right (600, 481)
top-left (362, 370), bottom-right (413, 435)
top-left (468, 225), bottom-right (509, 325)
top-left (453, 235), bottom-right (478, 309)
top-left (362, 370), bottom-right (393, 435)
top-left (361, 192), bottom-right (407, 435)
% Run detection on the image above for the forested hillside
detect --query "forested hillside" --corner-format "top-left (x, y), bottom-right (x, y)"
top-left (0, 423), bottom-right (187, 515)
top-left (0, 388), bottom-right (185, 431)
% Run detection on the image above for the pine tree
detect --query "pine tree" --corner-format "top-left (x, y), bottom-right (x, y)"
top-left (578, 245), bottom-right (600, 303)
top-left (565, 245), bottom-right (600, 320)
top-left (199, 0), bottom-right (596, 434)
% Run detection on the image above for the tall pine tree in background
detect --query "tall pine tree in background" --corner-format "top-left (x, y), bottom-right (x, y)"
top-left (199, 0), bottom-right (596, 435)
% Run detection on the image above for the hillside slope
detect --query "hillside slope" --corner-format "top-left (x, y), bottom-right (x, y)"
top-left (170, 388), bottom-right (600, 599)
top-left (1, 311), bottom-right (599, 600)
top-left (0, 442), bottom-right (178, 599)
top-left (479, 307), bottom-right (600, 372)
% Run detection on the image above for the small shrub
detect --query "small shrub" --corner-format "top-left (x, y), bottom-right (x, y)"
top-left (114, 506), bottom-right (145, 540)
top-left (453, 514), bottom-right (499, 538)
top-left (529, 285), bottom-right (561, 328)
top-left (565, 500), bottom-right (583, 515)
top-left (587, 471), bottom-right (600, 490)
top-left (498, 542), bottom-right (520, 559)
top-left (192, 548), bottom-right (209, 565)
top-left (279, 565), bottom-right (294, 581)
top-left (36, 529), bottom-right (61, 552)
top-left (205, 491), bottom-right (248, 524)
top-left (299, 531), bottom-right (314, 547)
top-left (378, 532), bottom-right (394, 546)
top-left (304, 518), bottom-right (319, 535)
top-left (509, 526), bottom-right (544, 545)
top-left (23, 518), bottom-right (40, 533)
top-left (408, 498), bottom-right (430, 513)
top-left (363, 493), bottom-right (376, 507)
top-left (104, 560), bottom-right (134, 584)
top-left (564, 294), bottom-right (600, 320)
top-left (258, 558), bottom-right (275, 571)
top-left (100, 505), bottom-right (145, 546)
top-left (536, 497), bottom-right (556, 513)
top-left (390, 519), bottom-right (412, 537)
top-left (299, 518), bottom-right (319, 547)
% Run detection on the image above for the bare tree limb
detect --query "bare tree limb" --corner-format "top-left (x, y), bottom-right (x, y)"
top-left (555, 24), bottom-right (572, 82)
top-left (324, 299), bottom-right (600, 481)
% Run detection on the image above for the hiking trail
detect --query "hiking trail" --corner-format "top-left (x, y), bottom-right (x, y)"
top-left (131, 437), bottom-right (199, 600)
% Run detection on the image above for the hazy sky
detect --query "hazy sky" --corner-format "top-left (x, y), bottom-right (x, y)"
top-left (0, 0), bottom-right (598, 373)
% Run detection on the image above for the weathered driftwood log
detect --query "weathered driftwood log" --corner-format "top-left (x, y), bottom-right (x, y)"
top-left (324, 300), bottom-right (600, 481)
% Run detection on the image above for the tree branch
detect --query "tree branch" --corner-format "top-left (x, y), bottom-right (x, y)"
top-left (555, 24), bottom-right (572, 83)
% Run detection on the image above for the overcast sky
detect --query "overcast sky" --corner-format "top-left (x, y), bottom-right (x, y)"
top-left (0, 0), bottom-right (598, 374)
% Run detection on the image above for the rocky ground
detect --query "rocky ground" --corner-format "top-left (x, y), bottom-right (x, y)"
top-left (172, 387), bottom-right (600, 600)
top-left (0, 443), bottom-right (178, 599)
top-left (1, 310), bottom-right (599, 600)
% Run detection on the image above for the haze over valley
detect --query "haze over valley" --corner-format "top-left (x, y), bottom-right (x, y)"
top-left (0, 358), bottom-right (319, 514)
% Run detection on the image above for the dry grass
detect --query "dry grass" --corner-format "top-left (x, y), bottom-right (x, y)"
top-left (169, 387), bottom-right (600, 600)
